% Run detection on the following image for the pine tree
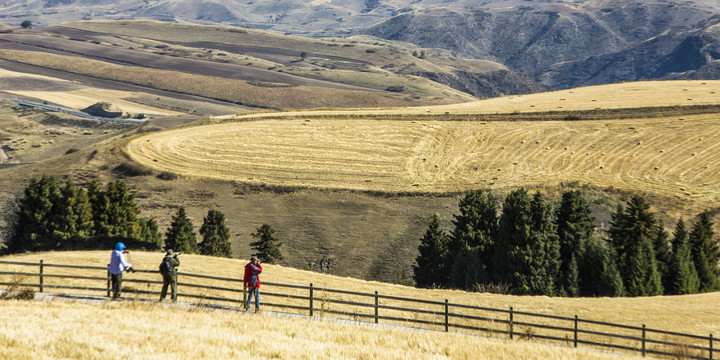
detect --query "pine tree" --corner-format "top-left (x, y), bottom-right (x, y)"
top-left (448, 190), bottom-right (497, 288)
top-left (609, 195), bottom-right (662, 296)
top-left (199, 209), bottom-right (233, 258)
top-left (9, 175), bottom-right (61, 252)
top-left (528, 191), bottom-right (561, 296)
top-left (414, 214), bottom-right (449, 288)
top-left (138, 218), bottom-right (163, 250)
top-left (689, 211), bottom-right (720, 292)
top-left (668, 219), bottom-right (700, 294)
top-left (564, 255), bottom-right (580, 297)
top-left (554, 190), bottom-right (595, 296)
top-left (165, 207), bottom-right (198, 254)
top-left (103, 181), bottom-right (141, 240)
top-left (51, 179), bottom-right (94, 249)
top-left (652, 220), bottom-right (672, 293)
top-left (580, 238), bottom-right (625, 297)
top-left (250, 224), bottom-right (284, 264)
top-left (494, 189), bottom-right (559, 295)
top-left (494, 188), bottom-right (533, 293)
top-left (88, 179), bottom-right (110, 238)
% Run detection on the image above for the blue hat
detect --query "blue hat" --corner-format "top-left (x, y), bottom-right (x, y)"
top-left (115, 242), bottom-right (125, 251)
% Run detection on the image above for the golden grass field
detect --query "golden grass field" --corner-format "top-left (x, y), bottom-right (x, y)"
top-left (0, 301), bottom-right (646, 360)
top-left (125, 81), bottom-right (720, 211)
top-left (3, 251), bottom-right (717, 359)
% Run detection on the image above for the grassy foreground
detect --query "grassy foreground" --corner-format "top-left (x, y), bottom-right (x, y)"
top-left (2, 251), bottom-right (718, 336)
top-left (0, 300), bottom-right (644, 360)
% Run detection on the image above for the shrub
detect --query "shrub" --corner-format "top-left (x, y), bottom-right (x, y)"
top-left (385, 85), bottom-right (405, 92)
top-left (65, 148), bottom-right (80, 155)
top-left (157, 171), bottom-right (178, 180)
top-left (113, 162), bottom-right (153, 177)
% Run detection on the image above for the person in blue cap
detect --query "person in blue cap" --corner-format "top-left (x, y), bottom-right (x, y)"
top-left (108, 242), bottom-right (133, 299)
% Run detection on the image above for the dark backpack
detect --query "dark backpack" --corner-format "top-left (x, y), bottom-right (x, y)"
top-left (159, 258), bottom-right (173, 275)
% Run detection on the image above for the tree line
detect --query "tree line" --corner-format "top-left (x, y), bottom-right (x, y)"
top-left (2, 175), bottom-right (285, 263)
top-left (414, 188), bottom-right (720, 297)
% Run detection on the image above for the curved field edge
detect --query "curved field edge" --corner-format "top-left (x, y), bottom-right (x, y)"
top-left (1, 251), bottom-right (718, 337)
top-left (125, 114), bottom-right (720, 206)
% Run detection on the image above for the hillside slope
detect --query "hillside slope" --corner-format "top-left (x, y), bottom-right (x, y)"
top-left (366, 0), bottom-right (720, 89)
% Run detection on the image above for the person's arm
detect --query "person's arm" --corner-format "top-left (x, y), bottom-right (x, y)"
top-left (252, 263), bottom-right (262, 275)
top-left (119, 253), bottom-right (132, 268)
top-left (171, 257), bottom-right (180, 267)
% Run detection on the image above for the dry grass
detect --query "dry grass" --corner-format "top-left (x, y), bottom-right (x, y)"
top-left (125, 114), bottom-right (720, 207)
top-left (0, 300), bottom-right (646, 360)
top-left (4, 250), bottom-right (709, 359)
top-left (1, 251), bottom-right (718, 336)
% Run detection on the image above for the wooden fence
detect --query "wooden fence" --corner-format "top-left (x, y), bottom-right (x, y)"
top-left (0, 259), bottom-right (715, 359)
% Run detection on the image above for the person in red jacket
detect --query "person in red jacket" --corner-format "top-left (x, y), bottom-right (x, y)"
top-left (244, 256), bottom-right (262, 312)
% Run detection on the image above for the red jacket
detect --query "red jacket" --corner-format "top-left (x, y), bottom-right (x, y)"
top-left (244, 262), bottom-right (262, 288)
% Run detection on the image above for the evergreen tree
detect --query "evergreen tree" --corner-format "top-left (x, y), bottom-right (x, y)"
top-left (580, 238), bottom-right (625, 297)
top-left (528, 191), bottom-right (561, 296)
top-left (138, 218), bottom-right (163, 250)
top-left (414, 214), bottom-right (450, 288)
top-left (9, 175), bottom-right (61, 252)
top-left (88, 179), bottom-right (110, 238)
top-left (609, 195), bottom-right (663, 296)
top-left (199, 209), bottom-right (233, 258)
top-left (103, 181), bottom-right (141, 240)
top-left (250, 224), bottom-right (284, 264)
top-left (689, 211), bottom-right (720, 292)
top-left (50, 179), bottom-right (93, 249)
top-left (564, 255), bottom-right (580, 297)
top-left (554, 190), bottom-right (595, 296)
top-left (668, 219), bottom-right (700, 295)
top-left (448, 190), bottom-right (497, 288)
top-left (165, 207), bottom-right (198, 254)
top-left (494, 189), bottom-right (559, 295)
top-left (652, 220), bottom-right (672, 292)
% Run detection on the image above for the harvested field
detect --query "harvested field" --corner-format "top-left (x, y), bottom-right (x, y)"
top-left (126, 114), bottom-right (720, 205)
top-left (0, 50), bottom-right (433, 109)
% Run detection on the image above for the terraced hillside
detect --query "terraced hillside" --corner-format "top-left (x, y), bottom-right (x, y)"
top-left (126, 80), bottom-right (720, 207)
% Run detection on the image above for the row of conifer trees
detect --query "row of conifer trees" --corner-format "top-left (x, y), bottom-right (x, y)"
top-left (2, 175), bottom-right (234, 258)
top-left (413, 188), bottom-right (720, 297)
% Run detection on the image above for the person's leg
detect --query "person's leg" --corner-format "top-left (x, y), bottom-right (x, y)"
top-left (253, 288), bottom-right (260, 311)
top-left (246, 287), bottom-right (253, 310)
top-left (112, 273), bottom-right (123, 298)
top-left (111, 274), bottom-right (118, 298)
top-left (170, 276), bottom-right (177, 301)
top-left (160, 276), bottom-right (169, 300)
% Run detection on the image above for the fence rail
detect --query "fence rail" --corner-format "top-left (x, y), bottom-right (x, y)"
top-left (0, 259), bottom-right (715, 360)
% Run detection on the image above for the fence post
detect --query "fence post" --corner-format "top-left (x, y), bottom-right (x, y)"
top-left (574, 315), bottom-right (578, 348)
top-left (374, 291), bottom-right (379, 324)
top-left (444, 299), bottom-right (449, 332)
top-left (710, 333), bottom-right (714, 360)
top-left (642, 324), bottom-right (646, 357)
top-left (106, 263), bottom-right (111, 297)
top-left (39, 259), bottom-right (44, 293)
top-left (309, 283), bottom-right (314, 317)
top-left (509, 306), bottom-right (514, 340)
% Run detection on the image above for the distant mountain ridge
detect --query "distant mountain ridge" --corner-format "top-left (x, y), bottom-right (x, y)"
top-left (366, 1), bottom-right (720, 88)
top-left (1, 0), bottom-right (720, 90)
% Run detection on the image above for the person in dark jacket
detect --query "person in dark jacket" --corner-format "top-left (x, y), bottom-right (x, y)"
top-left (244, 256), bottom-right (262, 312)
top-left (160, 249), bottom-right (180, 302)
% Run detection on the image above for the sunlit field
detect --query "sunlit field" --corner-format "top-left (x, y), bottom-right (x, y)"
top-left (5, 251), bottom-right (712, 359)
top-left (0, 300), bottom-right (648, 360)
